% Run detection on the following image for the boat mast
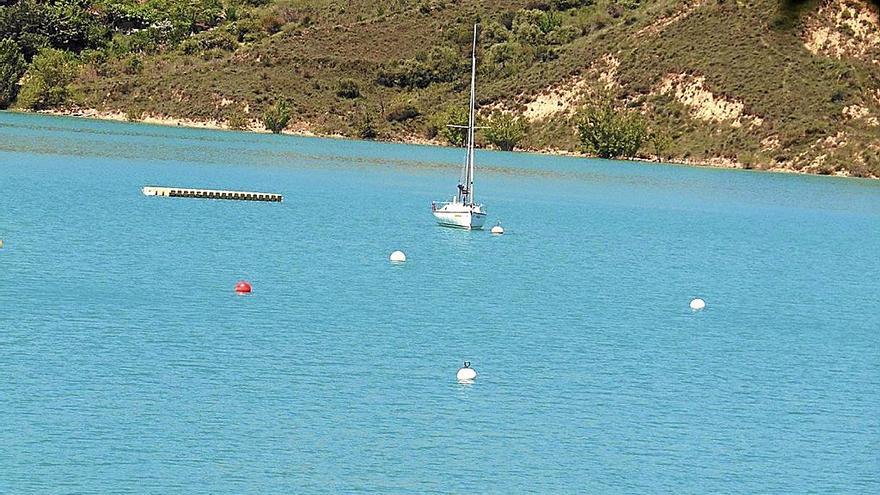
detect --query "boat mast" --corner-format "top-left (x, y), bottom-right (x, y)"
top-left (465, 24), bottom-right (477, 205)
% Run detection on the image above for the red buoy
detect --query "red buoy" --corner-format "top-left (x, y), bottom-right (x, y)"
top-left (235, 281), bottom-right (252, 294)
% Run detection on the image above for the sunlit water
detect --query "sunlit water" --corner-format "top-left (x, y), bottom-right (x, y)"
top-left (1, 112), bottom-right (878, 493)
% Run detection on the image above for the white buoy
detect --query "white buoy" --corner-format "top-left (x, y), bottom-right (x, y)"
top-left (690, 298), bottom-right (706, 311)
top-left (389, 250), bottom-right (406, 262)
top-left (490, 222), bottom-right (504, 235)
top-left (456, 361), bottom-right (477, 381)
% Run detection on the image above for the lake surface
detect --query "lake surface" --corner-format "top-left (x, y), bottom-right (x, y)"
top-left (1, 111), bottom-right (878, 493)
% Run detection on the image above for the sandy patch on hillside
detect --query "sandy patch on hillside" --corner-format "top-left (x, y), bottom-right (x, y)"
top-left (815, 131), bottom-right (849, 150)
top-left (843, 104), bottom-right (880, 125)
top-left (637, 0), bottom-right (705, 37)
top-left (658, 74), bottom-right (762, 127)
top-left (522, 77), bottom-right (590, 121)
top-left (803, 0), bottom-right (880, 60)
top-left (596, 54), bottom-right (620, 90)
top-left (761, 135), bottom-right (781, 151)
top-left (790, 131), bottom-right (857, 175)
top-left (519, 55), bottom-right (619, 121)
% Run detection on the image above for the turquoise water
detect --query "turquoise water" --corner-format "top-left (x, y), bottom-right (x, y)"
top-left (1, 111), bottom-right (878, 493)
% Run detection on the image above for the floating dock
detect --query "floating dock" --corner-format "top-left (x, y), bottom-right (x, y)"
top-left (142, 186), bottom-right (282, 202)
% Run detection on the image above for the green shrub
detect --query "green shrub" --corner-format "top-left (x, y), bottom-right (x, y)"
top-left (482, 20), bottom-right (512, 44)
top-left (536, 10), bottom-right (562, 34)
top-left (387, 103), bottom-right (420, 122)
top-left (357, 117), bottom-right (378, 139)
top-left (512, 10), bottom-right (546, 45)
top-left (336, 78), bottom-right (360, 98)
top-left (126, 106), bottom-right (143, 121)
top-left (576, 96), bottom-right (646, 159)
top-left (512, 8), bottom-right (571, 45)
top-left (262, 99), bottom-right (291, 133)
top-left (773, 0), bottom-right (822, 30)
top-left (430, 106), bottom-right (469, 146)
top-left (126, 27), bottom-right (166, 53)
top-left (228, 15), bottom-right (264, 42)
top-left (574, 6), bottom-right (613, 34)
top-left (551, 0), bottom-right (596, 9)
top-left (648, 128), bottom-right (671, 162)
top-left (488, 41), bottom-right (527, 73)
top-left (124, 55), bottom-right (143, 75)
top-left (259, 11), bottom-right (285, 34)
top-left (180, 29), bottom-right (238, 55)
top-left (737, 151), bottom-right (766, 170)
top-left (0, 0), bottom-right (106, 56)
top-left (227, 107), bottom-right (249, 130)
top-left (484, 112), bottom-right (528, 151)
top-left (0, 38), bottom-right (26, 108)
top-left (377, 45), bottom-right (462, 89)
top-left (16, 47), bottom-right (79, 110)
top-left (546, 25), bottom-right (580, 45)
top-left (160, 0), bottom-right (225, 37)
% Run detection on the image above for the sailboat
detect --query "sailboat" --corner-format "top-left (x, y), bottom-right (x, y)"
top-left (431, 24), bottom-right (488, 230)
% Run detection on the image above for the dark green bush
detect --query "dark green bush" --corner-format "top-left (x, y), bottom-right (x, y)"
top-left (336, 78), bottom-right (360, 98)
top-left (488, 41), bottom-right (527, 72)
top-left (123, 55), bottom-right (143, 74)
top-left (550, 0), bottom-right (595, 9)
top-left (100, 2), bottom-right (157, 33)
top-left (262, 99), bottom-right (291, 133)
top-left (648, 128), bottom-right (671, 162)
top-left (227, 107), bottom-right (249, 130)
top-left (125, 105), bottom-right (143, 121)
top-left (576, 96), bottom-right (646, 159)
top-left (16, 47), bottom-right (79, 109)
top-left (357, 117), bottom-right (377, 139)
top-left (387, 103), bottom-right (420, 122)
top-left (0, 0), bottom-right (106, 56)
top-left (229, 16), bottom-right (264, 43)
top-left (180, 28), bottom-right (237, 54)
top-left (484, 111), bottom-right (528, 151)
top-left (0, 0), bottom-right (231, 59)
top-left (430, 106), bottom-right (469, 146)
top-left (377, 45), bottom-right (461, 89)
top-left (0, 38), bottom-right (25, 108)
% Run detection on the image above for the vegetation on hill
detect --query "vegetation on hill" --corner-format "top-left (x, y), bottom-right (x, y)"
top-left (1, 0), bottom-right (879, 177)
top-left (577, 93), bottom-right (645, 159)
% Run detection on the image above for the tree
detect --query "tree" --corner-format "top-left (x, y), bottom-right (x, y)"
top-left (431, 106), bottom-right (468, 146)
top-left (356, 116), bottom-right (377, 139)
top-left (484, 111), bottom-right (528, 151)
top-left (262, 99), bottom-right (291, 133)
top-left (0, 38), bottom-right (25, 108)
top-left (648, 128), bottom-right (671, 162)
top-left (576, 95), bottom-right (646, 159)
top-left (0, 0), bottom-right (105, 57)
top-left (16, 47), bottom-right (79, 109)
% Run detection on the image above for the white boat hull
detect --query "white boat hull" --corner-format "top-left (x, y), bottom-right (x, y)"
top-left (432, 204), bottom-right (487, 230)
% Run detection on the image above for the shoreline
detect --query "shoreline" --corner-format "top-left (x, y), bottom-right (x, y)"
top-left (33, 108), bottom-right (876, 180)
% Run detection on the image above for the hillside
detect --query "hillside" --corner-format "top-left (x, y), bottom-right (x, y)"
top-left (2, 0), bottom-right (880, 177)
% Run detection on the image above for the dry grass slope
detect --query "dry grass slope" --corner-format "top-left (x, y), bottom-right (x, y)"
top-left (66, 0), bottom-right (880, 177)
